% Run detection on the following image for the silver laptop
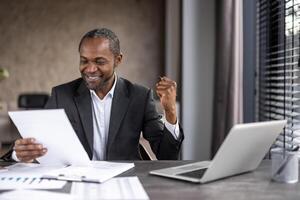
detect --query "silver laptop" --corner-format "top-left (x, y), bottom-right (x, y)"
top-left (150, 120), bottom-right (286, 183)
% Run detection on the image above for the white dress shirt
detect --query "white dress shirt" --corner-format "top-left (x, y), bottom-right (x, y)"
top-left (90, 77), bottom-right (116, 160)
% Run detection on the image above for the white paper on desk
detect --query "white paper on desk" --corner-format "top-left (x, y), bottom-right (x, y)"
top-left (0, 163), bottom-right (67, 190)
top-left (1, 163), bottom-right (65, 177)
top-left (8, 109), bottom-right (90, 165)
top-left (71, 176), bottom-right (149, 200)
top-left (0, 177), bottom-right (66, 190)
top-left (44, 161), bottom-right (134, 183)
top-left (0, 190), bottom-right (75, 200)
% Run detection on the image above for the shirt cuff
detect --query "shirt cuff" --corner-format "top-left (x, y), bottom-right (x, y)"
top-left (164, 120), bottom-right (180, 140)
top-left (12, 150), bottom-right (20, 162)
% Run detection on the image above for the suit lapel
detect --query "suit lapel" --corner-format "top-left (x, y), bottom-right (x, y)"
top-left (74, 81), bottom-right (94, 155)
top-left (106, 78), bottom-right (130, 154)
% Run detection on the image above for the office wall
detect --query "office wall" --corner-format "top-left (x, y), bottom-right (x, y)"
top-left (182, 0), bottom-right (215, 160)
top-left (0, 0), bottom-right (164, 105)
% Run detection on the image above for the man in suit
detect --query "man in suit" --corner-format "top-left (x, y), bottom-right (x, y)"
top-left (11, 28), bottom-right (184, 162)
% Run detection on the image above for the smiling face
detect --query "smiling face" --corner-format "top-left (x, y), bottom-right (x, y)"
top-left (79, 37), bottom-right (122, 95)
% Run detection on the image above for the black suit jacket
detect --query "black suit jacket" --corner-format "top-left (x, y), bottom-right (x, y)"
top-left (44, 77), bottom-right (184, 160)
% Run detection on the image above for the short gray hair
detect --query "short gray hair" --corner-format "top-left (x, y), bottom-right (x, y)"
top-left (78, 28), bottom-right (120, 57)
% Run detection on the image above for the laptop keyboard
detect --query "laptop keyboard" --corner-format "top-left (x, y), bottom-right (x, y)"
top-left (177, 168), bottom-right (207, 179)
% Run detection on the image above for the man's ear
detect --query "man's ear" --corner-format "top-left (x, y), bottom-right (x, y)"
top-left (115, 53), bottom-right (123, 66)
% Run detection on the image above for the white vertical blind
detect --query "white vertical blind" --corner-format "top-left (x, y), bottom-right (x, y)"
top-left (257, 0), bottom-right (300, 150)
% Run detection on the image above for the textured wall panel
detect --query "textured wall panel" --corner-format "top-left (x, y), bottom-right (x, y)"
top-left (0, 0), bottom-right (164, 103)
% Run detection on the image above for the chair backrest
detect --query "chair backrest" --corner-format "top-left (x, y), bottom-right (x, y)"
top-left (138, 101), bottom-right (180, 160)
top-left (18, 93), bottom-right (49, 109)
top-left (139, 134), bottom-right (157, 160)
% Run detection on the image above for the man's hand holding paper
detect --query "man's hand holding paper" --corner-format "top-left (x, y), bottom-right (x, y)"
top-left (9, 109), bottom-right (90, 165)
top-left (14, 137), bottom-right (47, 163)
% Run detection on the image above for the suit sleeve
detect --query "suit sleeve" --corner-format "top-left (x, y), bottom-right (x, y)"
top-left (142, 89), bottom-right (184, 160)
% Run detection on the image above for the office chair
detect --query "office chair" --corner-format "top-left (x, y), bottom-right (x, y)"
top-left (139, 134), bottom-right (157, 160)
top-left (138, 101), bottom-right (180, 160)
top-left (18, 93), bottom-right (49, 109)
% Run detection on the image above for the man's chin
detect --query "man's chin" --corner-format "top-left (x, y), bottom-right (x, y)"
top-left (84, 80), bottom-right (106, 91)
top-left (84, 80), bottom-right (98, 90)
top-left (86, 85), bottom-right (97, 90)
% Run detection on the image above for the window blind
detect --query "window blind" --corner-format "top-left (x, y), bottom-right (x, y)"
top-left (257, 0), bottom-right (300, 150)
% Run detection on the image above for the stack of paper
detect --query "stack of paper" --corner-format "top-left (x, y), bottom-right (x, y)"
top-left (0, 190), bottom-right (75, 200)
top-left (0, 163), bottom-right (66, 190)
top-left (71, 176), bottom-right (149, 200)
top-left (0, 177), bottom-right (66, 190)
top-left (43, 161), bottom-right (134, 183)
top-left (1, 163), bottom-right (65, 177)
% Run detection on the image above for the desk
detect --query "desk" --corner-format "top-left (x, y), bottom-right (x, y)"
top-left (120, 160), bottom-right (300, 200)
top-left (2, 160), bottom-right (300, 200)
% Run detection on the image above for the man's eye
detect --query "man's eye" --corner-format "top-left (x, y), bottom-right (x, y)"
top-left (80, 60), bottom-right (88, 65)
top-left (95, 60), bottom-right (106, 65)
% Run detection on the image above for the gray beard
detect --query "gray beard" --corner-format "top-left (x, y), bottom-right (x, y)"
top-left (82, 71), bottom-right (115, 92)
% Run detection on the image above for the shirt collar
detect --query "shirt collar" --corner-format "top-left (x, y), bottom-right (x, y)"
top-left (90, 73), bottom-right (117, 99)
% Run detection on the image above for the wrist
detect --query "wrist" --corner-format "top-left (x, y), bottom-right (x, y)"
top-left (165, 109), bottom-right (177, 124)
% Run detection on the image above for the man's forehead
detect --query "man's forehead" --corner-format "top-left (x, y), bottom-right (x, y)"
top-left (79, 37), bottom-right (111, 55)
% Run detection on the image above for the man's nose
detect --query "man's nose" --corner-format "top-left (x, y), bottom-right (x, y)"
top-left (85, 63), bottom-right (98, 73)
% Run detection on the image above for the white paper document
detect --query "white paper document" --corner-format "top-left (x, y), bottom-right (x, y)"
top-left (71, 176), bottom-right (149, 200)
top-left (1, 163), bottom-right (65, 177)
top-left (0, 163), bottom-right (66, 190)
top-left (0, 190), bottom-right (75, 200)
top-left (43, 161), bottom-right (135, 183)
top-left (0, 177), bottom-right (66, 190)
top-left (8, 109), bottom-right (90, 165)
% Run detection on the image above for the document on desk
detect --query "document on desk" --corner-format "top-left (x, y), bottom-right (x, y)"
top-left (43, 161), bottom-right (135, 183)
top-left (0, 190), bottom-right (75, 200)
top-left (1, 162), bottom-right (65, 177)
top-left (8, 109), bottom-right (90, 165)
top-left (71, 176), bottom-right (149, 200)
top-left (0, 163), bottom-right (66, 190)
top-left (0, 177), bottom-right (66, 190)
